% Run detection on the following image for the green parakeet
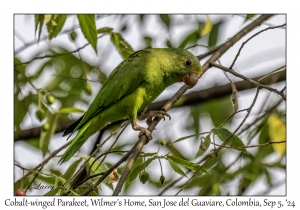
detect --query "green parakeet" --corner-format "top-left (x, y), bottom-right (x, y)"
top-left (59, 48), bottom-right (202, 164)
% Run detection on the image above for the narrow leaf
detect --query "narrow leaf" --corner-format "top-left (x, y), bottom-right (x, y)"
top-left (35, 14), bottom-right (45, 42)
top-left (86, 157), bottom-right (107, 175)
top-left (77, 14), bottom-right (97, 53)
top-left (267, 114), bottom-right (286, 156)
top-left (173, 132), bottom-right (209, 144)
top-left (178, 28), bottom-right (201, 49)
top-left (159, 14), bottom-right (171, 28)
top-left (167, 155), bottom-right (209, 174)
top-left (110, 32), bottom-right (134, 59)
top-left (167, 159), bottom-right (187, 177)
top-left (201, 15), bottom-right (213, 36)
top-left (129, 157), bottom-right (156, 183)
top-left (58, 107), bottom-right (85, 114)
top-left (212, 128), bottom-right (248, 154)
top-left (208, 22), bottom-right (222, 48)
top-left (97, 27), bottom-right (113, 34)
top-left (39, 113), bottom-right (58, 156)
top-left (46, 14), bottom-right (68, 41)
top-left (85, 157), bottom-right (107, 190)
top-left (63, 159), bottom-right (82, 180)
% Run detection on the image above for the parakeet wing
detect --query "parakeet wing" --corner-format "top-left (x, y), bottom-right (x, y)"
top-left (74, 50), bottom-right (149, 131)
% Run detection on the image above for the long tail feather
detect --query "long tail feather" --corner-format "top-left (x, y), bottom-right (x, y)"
top-left (62, 115), bottom-right (84, 137)
top-left (59, 120), bottom-right (92, 164)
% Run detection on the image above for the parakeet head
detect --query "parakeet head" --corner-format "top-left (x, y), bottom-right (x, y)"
top-left (154, 48), bottom-right (202, 88)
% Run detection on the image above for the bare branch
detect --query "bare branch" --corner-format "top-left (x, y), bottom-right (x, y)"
top-left (229, 23), bottom-right (286, 69)
top-left (209, 62), bottom-right (286, 100)
top-left (14, 141), bottom-right (71, 185)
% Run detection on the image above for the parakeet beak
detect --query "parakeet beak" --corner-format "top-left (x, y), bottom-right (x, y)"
top-left (183, 73), bottom-right (200, 88)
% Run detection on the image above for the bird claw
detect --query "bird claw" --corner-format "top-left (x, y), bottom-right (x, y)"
top-left (139, 110), bottom-right (171, 127)
top-left (133, 123), bottom-right (153, 143)
top-left (138, 128), bottom-right (152, 143)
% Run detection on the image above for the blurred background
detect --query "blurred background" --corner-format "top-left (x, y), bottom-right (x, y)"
top-left (14, 14), bottom-right (286, 195)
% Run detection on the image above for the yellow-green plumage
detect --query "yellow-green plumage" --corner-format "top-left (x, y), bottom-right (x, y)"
top-left (59, 48), bottom-right (202, 164)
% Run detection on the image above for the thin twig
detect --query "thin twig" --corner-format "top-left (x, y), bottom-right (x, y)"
top-left (68, 122), bottom-right (129, 188)
top-left (81, 142), bottom-right (136, 195)
top-left (196, 43), bottom-right (225, 60)
top-left (209, 62), bottom-right (286, 100)
top-left (87, 125), bottom-right (128, 180)
top-left (229, 23), bottom-right (286, 69)
top-left (210, 140), bottom-right (285, 149)
top-left (185, 44), bottom-right (209, 50)
top-left (176, 87), bottom-right (261, 195)
top-left (73, 150), bottom-right (129, 188)
top-left (15, 43), bottom-right (89, 67)
top-left (14, 141), bottom-right (71, 185)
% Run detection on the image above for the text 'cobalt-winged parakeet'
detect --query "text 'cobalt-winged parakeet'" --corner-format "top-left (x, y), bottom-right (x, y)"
top-left (59, 48), bottom-right (202, 164)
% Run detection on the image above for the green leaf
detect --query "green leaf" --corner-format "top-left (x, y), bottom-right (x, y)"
top-left (110, 32), bottom-right (134, 59)
top-left (35, 14), bottom-right (45, 42)
top-left (86, 157), bottom-right (107, 175)
top-left (167, 155), bottom-right (208, 174)
top-left (45, 14), bottom-right (68, 41)
top-left (77, 14), bottom-right (97, 53)
top-left (167, 158), bottom-right (187, 177)
top-left (25, 138), bottom-right (40, 150)
top-left (62, 159), bottom-right (82, 180)
top-left (129, 157), bottom-right (156, 183)
top-left (14, 57), bottom-right (26, 74)
top-left (246, 14), bottom-right (256, 20)
top-left (178, 28), bottom-right (201, 49)
top-left (85, 157), bottom-right (108, 191)
top-left (212, 128), bottom-right (248, 154)
top-left (208, 22), bottom-right (222, 48)
top-left (97, 27), bottom-right (113, 34)
top-left (14, 93), bottom-right (34, 136)
top-left (159, 14), bottom-right (171, 28)
top-left (262, 167), bottom-right (272, 186)
top-left (58, 107), bottom-right (85, 114)
top-left (259, 65), bottom-right (286, 82)
top-left (173, 132), bottom-right (209, 144)
top-left (36, 174), bottom-right (56, 186)
top-left (39, 113), bottom-right (58, 156)
top-left (195, 135), bottom-right (211, 158)
top-left (201, 16), bottom-right (213, 36)
top-left (166, 143), bottom-right (186, 159)
top-left (44, 187), bottom-right (60, 196)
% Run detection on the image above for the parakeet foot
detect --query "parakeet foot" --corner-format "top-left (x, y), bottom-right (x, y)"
top-left (138, 110), bottom-right (171, 126)
top-left (132, 123), bottom-right (152, 141)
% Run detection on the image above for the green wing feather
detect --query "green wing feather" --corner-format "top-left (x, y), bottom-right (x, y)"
top-left (65, 50), bottom-right (150, 136)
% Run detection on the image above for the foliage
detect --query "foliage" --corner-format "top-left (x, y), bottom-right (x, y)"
top-left (14, 14), bottom-right (286, 196)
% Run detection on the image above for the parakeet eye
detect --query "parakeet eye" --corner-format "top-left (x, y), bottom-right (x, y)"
top-left (185, 59), bottom-right (192, 67)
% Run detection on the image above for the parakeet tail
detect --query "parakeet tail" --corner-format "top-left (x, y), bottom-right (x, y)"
top-left (59, 120), bottom-right (92, 164)
top-left (62, 115), bottom-right (83, 137)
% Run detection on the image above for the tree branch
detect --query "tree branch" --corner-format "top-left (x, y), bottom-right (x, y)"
top-left (14, 141), bottom-right (71, 185)
top-left (14, 69), bottom-right (285, 141)
top-left (209, 62), bottom-right (286, 100)
top-left (111, 15), bottom-right (275, 195)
